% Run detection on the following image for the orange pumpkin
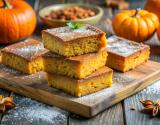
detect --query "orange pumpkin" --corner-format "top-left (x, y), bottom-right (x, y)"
top-left (0, 0), bottom-right (36, 44)
top-left (112, 9), bottom-right (159, 42)
top-left (145, 0), bottom-right (160, 19)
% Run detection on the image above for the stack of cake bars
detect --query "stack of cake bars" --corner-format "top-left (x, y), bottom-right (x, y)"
top-left (42, 24), bottom-right (113, 97)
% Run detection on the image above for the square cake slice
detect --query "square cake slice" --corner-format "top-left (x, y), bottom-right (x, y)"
top-left (43, 48), bottom-right (107, 79)
top-left (42, 24), bottom-right (107, 57)
top-left (1, 39), bottom-right (49, 74)
top-left (106, 36), bottom-right (150, 72)
top-left (47, 66), bottom-right (113, 97)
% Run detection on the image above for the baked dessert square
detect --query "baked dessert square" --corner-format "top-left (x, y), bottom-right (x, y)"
top-left (42, 24), bottom-right (107, 57)
top-left (1, 39), bottom-right (49, 74)
top-left (106, 36), bottom-right (150, 72)
top-left (43, 48), bottom-right (107, 79)
top-left (47, 66), bottom-right (113, 97)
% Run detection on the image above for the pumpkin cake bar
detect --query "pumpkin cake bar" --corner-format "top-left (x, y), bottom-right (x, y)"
top-left (43, 48), bottom-right (107, 79)
top-left (106, 36), bottom-right (150, 72)
top-left (1, 39), bottom-right (48, 74)
top-left (47, 66), bottom-right (113, 97)
top-left (42, 24), bottom-right (107, 57)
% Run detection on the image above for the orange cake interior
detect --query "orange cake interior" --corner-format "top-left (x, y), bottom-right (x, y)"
top-left (106, 36), bottom-right (150, 72)
top-left (42, 24), bottom-right (107, 57)
top-left (43, 49), bottom-right (107, 79)
top-left (1, 39), bottom-right (48, 74)
top-left (47, 66), bottom-right (113, 97)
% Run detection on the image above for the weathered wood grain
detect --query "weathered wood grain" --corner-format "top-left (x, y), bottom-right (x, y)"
top-left (123, 52), bottom-right (160, 125)
top-left (1, 93), bottom-right (68, 125)
top-left (1, 0), bottom-right (155, 124)
top-left (69, 103), bottom-right (124, 125)
top-left (123, 81), bottom-right (160, 125)
top-left (0, 61), bottom-right (159, 117)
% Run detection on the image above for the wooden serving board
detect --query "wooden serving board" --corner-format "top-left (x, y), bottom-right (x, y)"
top-left (0, 61), bottom-right (160, 118)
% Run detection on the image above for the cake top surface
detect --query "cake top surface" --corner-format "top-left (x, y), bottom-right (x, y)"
top-left (107, 36), bottom-right (149, 57)
top-left (78, 66), bottom-right (113, 82)
top-left (1, 39), bottom-right (49, 61)
top-left (43, 48), bottom-right (106, 62)
top-left (43, 24), bottom-right (105, 42)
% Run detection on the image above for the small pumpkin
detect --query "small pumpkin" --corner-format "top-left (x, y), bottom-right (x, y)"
top-left (0, 0), bottom-right (36, 44)
top-left (112, 9), bottom-right (159, 42)
top-left (145, 0), bottom-right (160, 19)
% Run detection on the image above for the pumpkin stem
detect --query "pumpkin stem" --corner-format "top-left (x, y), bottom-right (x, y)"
top-left (134, 8), bottom-right (141, 16)
top-left (2, 0), bottom-right (12, 9)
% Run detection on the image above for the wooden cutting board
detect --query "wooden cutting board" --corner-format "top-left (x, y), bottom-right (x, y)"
top-left (0, 61), bottom-right (160, 118)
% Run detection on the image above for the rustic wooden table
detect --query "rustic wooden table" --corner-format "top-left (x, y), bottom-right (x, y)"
top-left (1, 0), bottom-right (160, 125)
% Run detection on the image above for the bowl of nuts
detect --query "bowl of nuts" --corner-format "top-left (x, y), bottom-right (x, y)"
top-left (39, 4), bottom-right (103, 27)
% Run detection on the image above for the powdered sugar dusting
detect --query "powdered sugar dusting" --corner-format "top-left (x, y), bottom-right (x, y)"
top-left (0, 64), bottom-right (44, 83)
top-left (1, 95), bottom-right (67, 125)
top-left (2, 39), bottom-right (48, 61)
top-left (46, 25), bottom-right (100, 42)
top-left (71, 72), bottom-right (135, 105)
top-left (16, 43), bottom-right (44, 58)
top-left (14, 42), bottom-right (47, 61)
top-left (0, 63), bottom-right (137, 106)
top-left (107, 36), bottom-right (147, 57)
top-left (0, 60), bottom-right (157, 116)
top-left (140, 80), bottom-right (160, 94)
top-left (21, 72), bottom-right (44, 81)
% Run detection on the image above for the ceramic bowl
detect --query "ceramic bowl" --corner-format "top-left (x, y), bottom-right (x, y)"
top-left (39, 3), bottom-right (103, 27)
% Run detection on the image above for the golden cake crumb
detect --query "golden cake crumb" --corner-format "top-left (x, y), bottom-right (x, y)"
top-left (47, 66), bottom-right (113, 97)
top-left (1, 39), bottom-right (48, 74)
top-left (106, 36), bottom-right (150, 72)
top-left (43, 49), bottom-right (107, 79)
top-left (42, 24), bottom-right (107, 57)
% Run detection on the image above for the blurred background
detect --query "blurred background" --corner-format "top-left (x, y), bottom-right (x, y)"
top-left (27, 0), bottom-right (147, 36)
top-left (26, 0), bottom-right (146, 9)
top-left (1, 0), bottom-right (159, 50)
